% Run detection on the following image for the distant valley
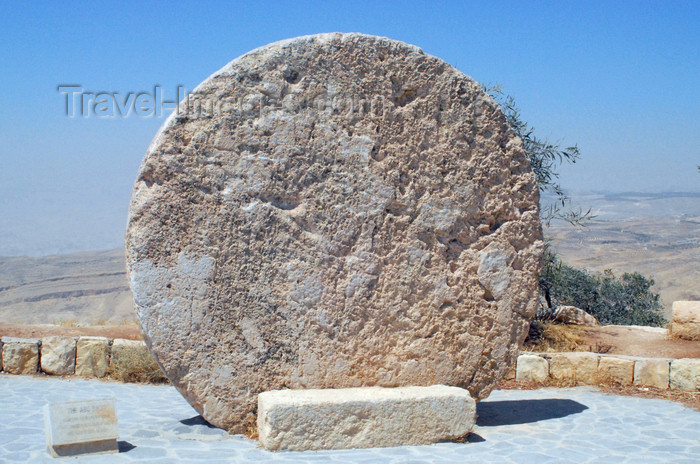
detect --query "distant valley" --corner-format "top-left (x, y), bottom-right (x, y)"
top-left (0, 191), bottom-right (697, 325)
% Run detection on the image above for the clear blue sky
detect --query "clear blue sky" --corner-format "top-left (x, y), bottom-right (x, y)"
top-left (0, 1), bottom-right (698, 255)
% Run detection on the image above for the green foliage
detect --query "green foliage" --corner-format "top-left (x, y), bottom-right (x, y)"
top-left (486, 84), bottom-right (593, 226)
top-left (539, 249), bottom-right (666, 326)
top-left (488, 85), bottom-right (664, 327)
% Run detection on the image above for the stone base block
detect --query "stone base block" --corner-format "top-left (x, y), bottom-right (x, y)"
top-left (598, 357), bottom-right (634, 385)
top-left (670, 359), bottom-right (700, 391)
top-left (1, 337), bottom-right (40, 375)
top-left (549, 352), bottom-right (599, 385)
top-left (258, 385), bottom-right (476, 451)
top-left (75, 337), bottom-right (111, 378)
top-left (633, 359), bottom-right (670, 389)
top-left (516, 354), bottom-right (549, 382)
top-left (41, 337), bottom-right (77, 375)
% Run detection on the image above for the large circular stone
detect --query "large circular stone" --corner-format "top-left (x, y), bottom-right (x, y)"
top-left (126, 33), bottom-right (543, 433)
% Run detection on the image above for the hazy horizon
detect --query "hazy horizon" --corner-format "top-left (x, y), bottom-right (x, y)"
top-left (1, 2), bottom-right (698, 257)
top-left (0, 190), bottom-right (697, 258)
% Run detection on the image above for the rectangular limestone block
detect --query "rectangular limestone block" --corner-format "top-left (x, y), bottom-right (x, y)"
top-left (45, 399), bottom-right (119, 457)
top-left (110, 339), bottom-right (148, 361)
top-left (258, 385), bottom-right (476, 451)
top-left (516, 354), bottom-right (549, 382)
top-left (75, 337), bottom-right (111, 378)
top-left (634, 358), bottom-right (670, 389)
top-left (598, 356), bottom-right (634, 385)
top-left (671, 301), bottom-right (700, 341)
top-left (670, 358), bottom-right (700, 391)
top-left (549, 352), bottom-right (599, 385)
top-left (41, 337), bottom-right (78, 375)
top-left (1, 337), bottom-right (40, 375)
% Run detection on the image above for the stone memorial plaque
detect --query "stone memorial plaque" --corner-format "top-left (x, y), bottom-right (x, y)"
top-left (44, 399), bottom-right (118, 457)
top-left (127, 32), bottom-right (543, 433)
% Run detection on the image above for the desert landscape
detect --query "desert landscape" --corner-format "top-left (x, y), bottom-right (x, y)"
top-left (1, 191), bottom-right (696, 327)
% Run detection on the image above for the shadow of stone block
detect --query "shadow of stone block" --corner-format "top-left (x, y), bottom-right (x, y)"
top-left (477, 398), bottom-right (588, 426)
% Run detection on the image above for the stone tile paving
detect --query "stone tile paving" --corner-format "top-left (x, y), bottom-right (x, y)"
top-left (0, 373), bottom-right (698, 463)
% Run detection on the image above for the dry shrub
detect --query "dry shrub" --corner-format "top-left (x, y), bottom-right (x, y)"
top-left (546, 373), bottom-right (578, 388)
top-left (524, 322), bottom-right (588, 352)
top-left (108, 347), bottom-right (169, 384)
top-left (244, 413), bottom-right (258, 439)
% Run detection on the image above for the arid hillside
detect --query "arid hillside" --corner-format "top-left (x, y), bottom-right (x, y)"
top-left (0, 193), bottom-right (697, 325)
top-left (0, 249), bottom-right (134, 324)
top-left (546, 192), bottom-right (700, 318)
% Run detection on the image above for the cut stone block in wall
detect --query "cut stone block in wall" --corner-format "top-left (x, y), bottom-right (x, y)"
top-left (75, 337), bottom-right (111, 378)
top-left (110, 339), bottom-right (148, 362)
top-left (41, 336), bottom-right (78, 375)
top-left (671, 301), bottom-right (700, 341)
top-left (633, 358), bottom-right (670, 389)
top-left (1, 337), bottom-right (40, 375)
top-left (549, 352), bottom-right (599, 385)
top-left (516, 354), bottom-right (549, 382)
top-left (670, 358), bottom-right (700, 391)
top-left (598, 356), bottom-right (634, 386)
top-left (258, 385), bottom-right (476, 451)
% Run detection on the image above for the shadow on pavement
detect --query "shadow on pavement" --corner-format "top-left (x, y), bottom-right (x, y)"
top-left (180, 415), bottom-right (217, 428)
top-left (118, 441), bottom-right (136, 453)
top-left (477, 399), bottom-right (588, 426)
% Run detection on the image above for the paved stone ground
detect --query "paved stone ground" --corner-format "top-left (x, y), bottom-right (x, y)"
top-left (1, 374), bottom-right (698, 463)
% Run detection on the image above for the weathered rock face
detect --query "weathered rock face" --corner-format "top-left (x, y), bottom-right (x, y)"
top-left (634, 358), bottom-right (670, 389)
top-left (598, 356), bottom-right (634, 386)
top-left (1, 337), bottom-right (39, 375)
top-left (75, 337), bottom-right (110, 378)
top-left (516, 354), bottom-right (549, 382)
top-left (41, 336), bottom-right (77, 375)
top-left (554, 305), bottom-right (599, 326)
top-left (126, 33), bottom-right (543, 433)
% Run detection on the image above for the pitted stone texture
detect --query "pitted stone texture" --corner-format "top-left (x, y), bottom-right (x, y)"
top-left (75, 337), bottom-right (111, 378)
top-left (634, 358), bottom-right (670, 389)
top-left (1, 337), bottom-right (39, 375)
top-left (41, 336), bottom-right (77, 375)
top-left (257, 385), bottom-right (475, 450)
top-left (516, 354), bottom-right (549, 382)
top-left (670, 358), bottom-right (700, 391)
top-left (126, 33), bottom-right (542, 433)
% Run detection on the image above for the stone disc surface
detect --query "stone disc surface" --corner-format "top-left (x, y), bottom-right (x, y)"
top-left (126, 33), bottom-right (543, 433)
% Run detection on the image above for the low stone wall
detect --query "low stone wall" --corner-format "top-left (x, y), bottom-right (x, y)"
top-left (3, 335), bottom-right (699, 393)
top-left (516, 352), bottom-right (700, 392)
top-left (0, 336), bottom-right (148, 378)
